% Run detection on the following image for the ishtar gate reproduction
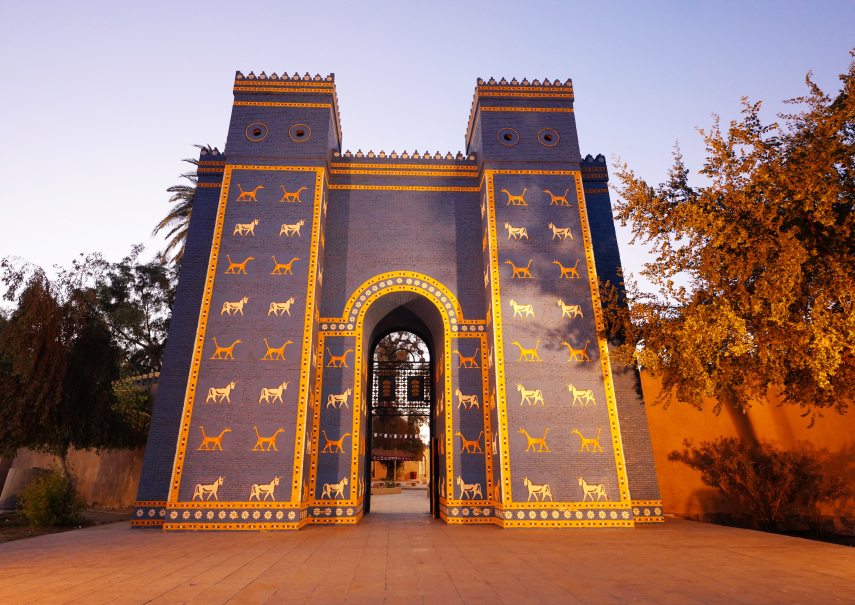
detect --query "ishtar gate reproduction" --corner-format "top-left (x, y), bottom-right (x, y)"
top-left (133, 71), bottom-right (664, 529)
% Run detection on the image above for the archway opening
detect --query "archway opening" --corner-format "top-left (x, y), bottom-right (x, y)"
top-left (360, 295), bottom-right (446, 519)
top-left (366, 331), bottom-right (431, 516)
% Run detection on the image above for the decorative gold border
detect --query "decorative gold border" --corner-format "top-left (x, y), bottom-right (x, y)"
top-left (306, 273), bottom-right (461, 521)
top-left (163, 521), bottom-right (306, 531)
top-left (329, 169), bottom-right (478, 178)
top-left (327, 184), bottom-right (480, 192)
top-left (485, 170), bottom-right (633, 515)
top-left (477, 92), bottom-right (573, 101)
top-left (441, 514), bottom-right (497, 525)
top-left (484, 173), bottom-right (512, 504)
top-left (291, 169), bottom-right (324, 502)
top-left (197, 182), bottom-right (222, 188)
top-left (483, 107), bottom-right (574, 113)
top-left (233, 101), bottom-right (332, 109)
top-left (131, 519), bottom-right (163, 527)
top-left (329, 163), bottom-right (477, 172)
top-left (233, 87), bottom-right (334, 95)
top-left (334, 272), bottom-right (466, 325)
top-left (310, 515), bottom-right (361, 525)
top-left (234, 79), bottom-right (335, 86)
top-left (166, 164), bottom-right (324, 510)
top-left (307, 332), bottom-right (333, 506)
top-left (478, 332), bottom-right (496, 506)
top-left (348, 277), bottom-right (456, 505)
top-left (632, 500), bottom-right (663, 506)
top-left (498, 519), bottom-right (633, 529)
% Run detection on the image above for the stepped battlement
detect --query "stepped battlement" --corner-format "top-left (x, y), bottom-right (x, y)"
top-left (333, 149), bottom-right (475, 162)
top-left (476, 76), bottom-right (573, 89)
top-left (234, 71), bottom-right (335, 82)
top-left (198, 147), bottom-right (223, 158)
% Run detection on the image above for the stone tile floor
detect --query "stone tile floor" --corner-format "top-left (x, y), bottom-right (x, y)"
top-left (0, 491), bottom-right (852, 604)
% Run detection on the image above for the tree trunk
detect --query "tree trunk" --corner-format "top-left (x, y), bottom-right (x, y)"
top-left (723, 395), bottom-right (759, 446)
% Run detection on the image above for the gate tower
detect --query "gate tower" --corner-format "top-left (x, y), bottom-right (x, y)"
top-left (133, 72), bottom-right (663, 529)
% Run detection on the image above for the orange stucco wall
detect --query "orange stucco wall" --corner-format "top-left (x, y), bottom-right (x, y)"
top-left (641, 371), bottom-right (855, 522)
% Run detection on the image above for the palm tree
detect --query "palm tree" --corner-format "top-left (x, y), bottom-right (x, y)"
top-left (152, 144), bottom-right (216, 264)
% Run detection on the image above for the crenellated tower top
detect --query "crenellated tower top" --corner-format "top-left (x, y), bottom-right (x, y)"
top-left (464, 76), bottom-right (578, 165)
top-left (227, 70), bottom-right (343, 155)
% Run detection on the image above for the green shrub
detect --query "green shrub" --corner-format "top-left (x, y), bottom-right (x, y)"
top-left (19, 469), bottom-right (84, 528)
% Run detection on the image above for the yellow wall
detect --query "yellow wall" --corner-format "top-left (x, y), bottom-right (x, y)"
top-left (641, 372), bottom-right (855, 523)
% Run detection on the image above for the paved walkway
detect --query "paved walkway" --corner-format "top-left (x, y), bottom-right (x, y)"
top-left (0, 492), bottom-right (852, 604)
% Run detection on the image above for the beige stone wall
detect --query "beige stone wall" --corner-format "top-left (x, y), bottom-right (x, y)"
top-left (642, 372), bottom-right (855, 525)
top-left (0, 448), bottom-right (144, 510)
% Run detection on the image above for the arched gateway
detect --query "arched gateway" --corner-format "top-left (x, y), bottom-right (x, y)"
top-left (133, 72), bottom-right (663, 529)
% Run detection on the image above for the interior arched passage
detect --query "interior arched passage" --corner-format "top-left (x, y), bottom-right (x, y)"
top-left (360, 293), bottom-right (447, 517)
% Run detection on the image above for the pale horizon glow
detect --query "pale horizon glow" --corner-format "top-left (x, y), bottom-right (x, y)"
top-left (1, 1), bottom-right (852, 290)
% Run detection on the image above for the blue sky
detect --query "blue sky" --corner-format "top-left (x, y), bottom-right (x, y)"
top-left (1, 0), bottom-right (852, 282)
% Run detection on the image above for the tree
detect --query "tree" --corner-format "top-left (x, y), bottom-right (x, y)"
top-left (606, 53), bottom-right (855, 423)
top-left (94, 245), bottom-right (176, 373)
top-left (153, 144), bottom-right (217, 264)
top-left (0, 274), bottom-right (114, 474)
top-left (0, 258), bottom-right (153, 472)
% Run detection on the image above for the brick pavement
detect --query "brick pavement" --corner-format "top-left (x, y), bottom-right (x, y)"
top-left (0, 491), bottom-right (852, 604)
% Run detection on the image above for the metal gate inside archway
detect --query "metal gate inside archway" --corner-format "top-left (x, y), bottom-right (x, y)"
top-left (364, 331), bottom-right (434, 516)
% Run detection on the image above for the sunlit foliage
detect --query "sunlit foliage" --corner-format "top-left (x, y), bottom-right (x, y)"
top-left (605, 53), bottom-right (854, 422)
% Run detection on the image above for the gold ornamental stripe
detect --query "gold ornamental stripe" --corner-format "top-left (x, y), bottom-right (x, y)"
top-left (328, 184), bottom-right (480, 192)
top-left (164, 521), bottom-right (304, 531)
top-left (477, 85), bottom-right (572, 93)
top-left (234, 79), bottom-right (334, 87)
top-left (166, 501), bottom-right (298, 509)
top-left (197, 182), bottom-right (222, 188)
top-left (574, 172), bottom-right (633, 506)
top-left (477, 91), bottom-right (573, 99)
top-left (631, 499), bottom-right (663, 507)
top-left (498, 519), bottom-right (633, 528)
top-left (442, 516), bottom-right (497, 525)
top-left (233, 86), bottom-right (334, 95)
top-left (329, 169), bottom-right (478, 178)
top-left (198, 167), bottom-right (225, 173)
top-left (233, 101), bottom-right (332, 109)
top-left (330, 162), bottom-right (478, 172)
top-left (484, 173), bottom-right (511, 503)
top-left (481, 106), bottom-right (574, 113)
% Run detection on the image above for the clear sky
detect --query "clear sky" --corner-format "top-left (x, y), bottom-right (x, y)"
top-left (1, 0), bottom-right (852, 283)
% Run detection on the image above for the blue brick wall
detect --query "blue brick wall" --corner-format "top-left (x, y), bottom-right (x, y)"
top-left (135, 75), bottom-right (662, 528)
